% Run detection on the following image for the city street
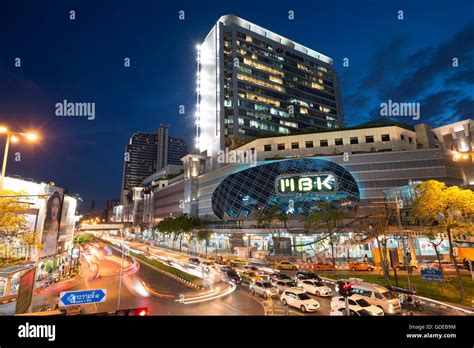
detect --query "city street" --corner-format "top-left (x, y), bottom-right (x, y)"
top-left (1, 239), bottom-right (470, 316)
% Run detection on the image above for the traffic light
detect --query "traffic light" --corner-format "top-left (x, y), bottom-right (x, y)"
top-left (337, 280), bottom-right (353, 297)
top-left (115, 307), bottom-right (149, 316)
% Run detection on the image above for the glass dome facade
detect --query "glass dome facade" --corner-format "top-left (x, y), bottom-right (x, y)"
top-left (211, 158), bottom-right (360, 220)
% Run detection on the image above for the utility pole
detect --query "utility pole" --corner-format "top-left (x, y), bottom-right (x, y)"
top-left (117, 241), bottom-right (126, 310)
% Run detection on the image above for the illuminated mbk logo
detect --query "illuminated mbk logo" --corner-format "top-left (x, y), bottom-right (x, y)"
top-left (275, 173), bottom-right (337, 195)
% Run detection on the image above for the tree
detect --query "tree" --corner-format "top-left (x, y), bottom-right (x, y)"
top-left (422, 227), bottom-right (447, 291)
top-left (301, 203), bottom-right (349, 270)
top-left (411, 180), bottom-right (474, 301)
top-left (0, 190), bottom-right (35, 261)
top-left (257, 206), bottom-right (288, 255)
top-left (193, 229), bottom-right (211, 257)
top-left (154, 215), bottom-right (204, 253)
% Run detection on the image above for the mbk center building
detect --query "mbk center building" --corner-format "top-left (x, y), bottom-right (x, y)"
top-left (118, 118), bottom-right (474, 261)
top-left (114, 15), bottom-right (474, 262)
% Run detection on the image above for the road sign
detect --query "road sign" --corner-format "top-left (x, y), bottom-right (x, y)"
top-left (59, 289), bottom-right (107, 307)
top-left (421, 269), bottom-right (443, 282)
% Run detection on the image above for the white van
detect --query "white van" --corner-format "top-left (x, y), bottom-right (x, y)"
top-left (348, 279), bottom-right (401, 314)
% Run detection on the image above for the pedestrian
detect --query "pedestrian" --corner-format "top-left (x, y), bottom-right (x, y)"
top-left (364, 254), bottom-right (368, 263)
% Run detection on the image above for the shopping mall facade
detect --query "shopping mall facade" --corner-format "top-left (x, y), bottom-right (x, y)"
top-left (112, 119), bottom-right (474, 262)
top-left (0, 177), bottom-right (78, 301)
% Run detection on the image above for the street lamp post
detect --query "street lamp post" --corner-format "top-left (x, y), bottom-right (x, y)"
top-left (0, 126), bottom-right (39, 191)
top-left (117, 240), bottom-right (127, 311)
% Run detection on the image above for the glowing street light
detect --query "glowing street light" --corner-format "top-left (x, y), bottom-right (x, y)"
top-left (0, 126), bottom-right (41, 191)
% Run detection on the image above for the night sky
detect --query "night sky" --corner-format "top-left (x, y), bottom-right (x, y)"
top-left (0, 0), bottom-right (473, 211)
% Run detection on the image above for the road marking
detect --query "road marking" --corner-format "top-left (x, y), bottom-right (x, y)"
top-left (218, 302), bottom-right (247, 315)
top-left (237, 289), bottom-right (267, 316)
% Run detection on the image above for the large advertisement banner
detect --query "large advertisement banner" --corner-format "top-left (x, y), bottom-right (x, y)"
top-left (40, 187), bottom-right (64, 258)
top-left (15, 268), bottom-right (36, 314)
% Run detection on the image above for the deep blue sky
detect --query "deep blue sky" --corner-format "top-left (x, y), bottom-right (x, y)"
top-left (0, 0), bottom-right (473, 211)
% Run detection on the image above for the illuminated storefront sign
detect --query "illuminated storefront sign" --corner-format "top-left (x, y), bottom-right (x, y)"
top-left (275, 173), bottom-right (337, 195)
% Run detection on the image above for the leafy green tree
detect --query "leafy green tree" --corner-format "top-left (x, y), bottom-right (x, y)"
top-left (257, 206), bottom-right (288, 255)
top-left (301, 202), bottom-right (348, 270)
top-left (193, 229), bottom-right (211, 257)
top-left (0, 190), bottom-right (37, 261)
top-left (411, 180), bottom-right (474, 301)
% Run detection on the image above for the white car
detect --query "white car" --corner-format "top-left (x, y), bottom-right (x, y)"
top-left (331, 295), bottom-right (384, 316)
top-left (249, 281), bottom-right (279, 298)
top-left (298, 279), bottom-right (332, 297)
top-left (274, 279), bottom-right (304, 292)
top-left (280, 289), bottom-right (320, 313)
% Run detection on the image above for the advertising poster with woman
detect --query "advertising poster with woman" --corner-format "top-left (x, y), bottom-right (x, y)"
top-left (40, 188), bottom-right (64, 258)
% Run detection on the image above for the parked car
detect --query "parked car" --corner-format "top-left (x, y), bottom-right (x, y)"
top-left (228, 258), bottom-right (251, 266)
top-left (188, 258), bottom-right (201, 266)
top-left (348, 262), bottom-right (374, 271)
top-left (391, 263), bottom-right (418, 271)
top-left (218, 265), bottom-right (231, 271)
top-left (220, 268), bottom-right (242, 284)
top-left (280, 289), bottom-right (320, 313)
top-left (243, 265), bottom-right (264, 274)
top-left (240, 271), bottom-right (262, 283)
top-left (349, 280), bottom-right (402, 315)
top-left (330, 295), bottom-right (384, 316)
top-left (274, 260), bottom-right (298, 270)
top-left (312, 262), bottom-right (335, 271)
top-left (250, 281), bottom-right (279, 299)
top-left (298, 279), bottom-right (332, 297)
top-left (274, 279), bottom-right (303, 292)
top-left (270, 272), bottom-right (293, 283)
top-left (295, 271), bottom-right (322, 282)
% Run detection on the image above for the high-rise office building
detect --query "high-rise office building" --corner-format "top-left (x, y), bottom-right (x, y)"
top-left (196, 14), bottom-right (344, 161)
top-left (157, 125), bottom-right (188, 170)
top-left (121, 132), bottom-right (158, 203)
top-left (121, 127), bottom-right (188, 203)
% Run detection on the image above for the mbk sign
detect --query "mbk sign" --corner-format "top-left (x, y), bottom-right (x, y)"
top-left (275, 173), bottom-right (337, 196)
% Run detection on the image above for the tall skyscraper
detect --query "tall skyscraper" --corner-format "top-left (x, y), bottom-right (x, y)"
top-left (121, 127), bottom-right (188, 203)
top-left (121, 132), bottom-right (158, 203)
top-left (196, 14), bottom-right (344, 161)
top-left (157, 125), bottom-right (188, 170)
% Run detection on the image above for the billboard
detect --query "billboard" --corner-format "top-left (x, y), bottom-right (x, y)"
top-left (40, 187), bottom-right (64, 258)
top-left (15, 268), bottom-right (36, 314)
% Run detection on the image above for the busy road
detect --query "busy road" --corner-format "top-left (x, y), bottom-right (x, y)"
top-left (1, 238), bottom-right (470, 317)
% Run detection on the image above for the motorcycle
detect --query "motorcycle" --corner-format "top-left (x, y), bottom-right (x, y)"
top-left (400, 294), bottom-right (424, 312)
top-left (388, 285), bottom-right (424, 312)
